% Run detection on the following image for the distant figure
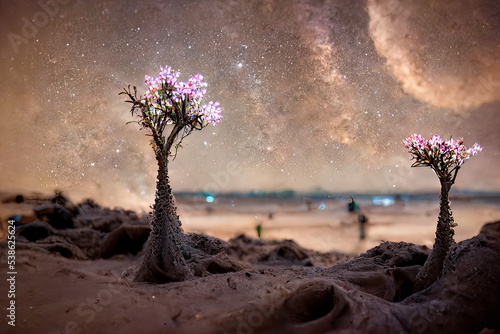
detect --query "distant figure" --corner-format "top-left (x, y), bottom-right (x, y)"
top-left (348, 196), bottom-right (368, 240)
top-left (348, 196), bottom-right (359, 212)
top-left (256, 224), bottom-right (262, 238)
top-left (358, 213), bottom-right (368, 240)
top-left (305, 199), bottom-right (313, 211)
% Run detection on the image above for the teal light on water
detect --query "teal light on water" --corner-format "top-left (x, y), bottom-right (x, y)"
top-left (206, 195), bottom-right (215, 203)
top-left (372, 196), bottom-right (395, 206)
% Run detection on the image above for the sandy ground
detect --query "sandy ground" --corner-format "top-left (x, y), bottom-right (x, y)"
top-left (0, 191), bottom-right (499, 333)
top-left (175, 195), bottom-right (500, 256)
top-left (1, 247), bottom-right (341, 334)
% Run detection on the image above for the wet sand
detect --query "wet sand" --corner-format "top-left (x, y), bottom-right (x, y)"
top-left (176, 194), bottom-right (500, 256)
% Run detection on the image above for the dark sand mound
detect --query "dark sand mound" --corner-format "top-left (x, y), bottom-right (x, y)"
top-left (264, 222), bottom-right (500, 333)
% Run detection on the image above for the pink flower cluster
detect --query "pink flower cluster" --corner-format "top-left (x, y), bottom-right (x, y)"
top-left (141, 66), bottom-right (221, 126)
top-left (404, 133), bottom-right (482, 168)
top-left (198, 101), bottom-right (223, 126)
top-left (144, 66), bottom-right (179, 91)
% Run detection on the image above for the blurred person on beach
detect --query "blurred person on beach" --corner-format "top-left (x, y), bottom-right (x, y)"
top-left (348, 196), bottom-right (369, 240)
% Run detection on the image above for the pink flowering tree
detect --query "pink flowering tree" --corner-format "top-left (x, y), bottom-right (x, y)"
top-left (120, 66), bottom-right (226, 282)
top-left (404, 134), bottom-right (482, 291)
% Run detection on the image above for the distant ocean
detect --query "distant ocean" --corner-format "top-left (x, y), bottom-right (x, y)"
top-left (175, 190), bottom-right (500, 207)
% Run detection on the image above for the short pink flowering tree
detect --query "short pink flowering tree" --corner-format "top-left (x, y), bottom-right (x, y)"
top-left (404, 134), bottom-right (482, 291)
top-left (120, 66), bottom-right (226, 282)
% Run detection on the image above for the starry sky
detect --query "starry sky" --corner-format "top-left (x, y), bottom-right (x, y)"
top-left (1, 0), bottom-right (499, 209)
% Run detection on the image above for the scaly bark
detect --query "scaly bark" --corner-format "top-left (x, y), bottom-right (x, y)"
top-left (414, 178), bottom-right (455, 292)
top-left (134, 152), bottom-right (192, 283)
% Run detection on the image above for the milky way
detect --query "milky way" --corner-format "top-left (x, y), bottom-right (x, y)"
top-left (1, 0), bottom-right (499, 209)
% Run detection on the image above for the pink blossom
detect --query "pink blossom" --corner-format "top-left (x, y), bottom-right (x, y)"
top-left (139, 65), bottom-right (222, 128)
top-left (468, 143), bottom-right (483, 156)
top-left (403, 133), bottom-right (425, 149)
top-left (404, 133), bottom-right (482, 174)
top-left (200, 101), bottom-right (223, 126)
top-left (428, 134), bottom-right (444, 150)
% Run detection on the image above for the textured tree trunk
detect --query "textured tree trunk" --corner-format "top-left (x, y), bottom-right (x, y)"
top-left (134, 152), bottom-right (193, 283)
top-left (414, 178), bottom-right (455, 292)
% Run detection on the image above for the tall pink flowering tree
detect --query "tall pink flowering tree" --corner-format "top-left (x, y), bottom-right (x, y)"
top-left (120, 66), bottom-right (222, 282)
top-left (404, 134), bottom-right (482, 291)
